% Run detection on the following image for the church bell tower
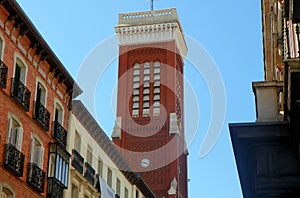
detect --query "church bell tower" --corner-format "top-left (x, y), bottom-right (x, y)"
top-left (112, 8), bottom-right (188, 198)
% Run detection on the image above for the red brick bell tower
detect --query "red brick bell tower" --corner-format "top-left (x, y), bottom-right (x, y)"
top-left (112, 8), bottom-right (188, 198)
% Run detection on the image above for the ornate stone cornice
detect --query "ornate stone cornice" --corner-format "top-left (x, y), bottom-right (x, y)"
top-left (115, 8), bottom-right (187, 58)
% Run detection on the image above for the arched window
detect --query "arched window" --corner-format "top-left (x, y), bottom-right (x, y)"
top-left (0, 182), bottom-right (15, 198)
top-left (30, 135), bottom-right (44, 168)
top-left (36, 82), bottom-right (47, 106)
top-left (14, 58), bottom-right (27, 84)
top-left (7, 116), bottom-right (23, 151)
top-left (54, 102), bottom-right (64, 125)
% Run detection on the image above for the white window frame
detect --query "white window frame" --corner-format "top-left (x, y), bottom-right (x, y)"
top-left (35, 78), bottom-right (48, 106)
top-left (7, 114), bottom-right (23, 151)
top-left (30, 133), bottom-right (44, 168)
top-left (54, 99), bottom-right (65, 125)
top-left (13, 55), bottom-right (28, 85)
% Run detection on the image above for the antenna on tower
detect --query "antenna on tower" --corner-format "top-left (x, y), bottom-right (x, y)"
top-left (150, 0), bottom-right (154, 10)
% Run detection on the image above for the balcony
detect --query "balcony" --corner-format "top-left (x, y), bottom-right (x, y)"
top-left (3, 143), bottom-right (25, 177)
top-left (71, 149), bottom-right (84, 174)
top-left (27, 163), bottom-right (45, 193)
top-left (84, 162), bottom-right (96, 186)
top-left (33, 101), bottom-right (50, 131)
top-left (52, 121), bottom-right (67, 148)
top-left (47, 177), bottom-right (64, 198)
top-left (0, 60), bottom-right (8, 88)
top-left (11, 78), bottom-right (31, 111)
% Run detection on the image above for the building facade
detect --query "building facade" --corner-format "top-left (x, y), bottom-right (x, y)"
top-left (112, 8), bottom-right (188, 198)
top-left (66, 100), bottom-right (156, 198)
top-left (0, 1), bottom-right (80, 198)
top-left (230, 0), bottom-right (300, 197)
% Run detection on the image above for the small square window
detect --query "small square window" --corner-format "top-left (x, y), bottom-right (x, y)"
top-left (132, 110), bottom-right (139, 117)
top-left (133, 102), bottom-right (139, 109)
top-left (143, 82), bottom-right (150, 88)
top-left (133, 83), bottom-right (140, 89)
top-left (143, 102), bottom-right (150, 108)
top-left (133, 63), bottom-right (140, 69)
top-left (143, 109), bottom-right (149, 116)
top-left (154, 101), bottom-right (160, 107)
top-left (154, 94), bottom-right (160, 101)
top-left (154, 68), bottom-right (160, 74)
top-left (133, 89), bottom-right (139, 95)
top-left (154, 81), bottom-right (160, 87)
top-left (154, 75), bottom-right (160, 81)
top-left (144, 75), bottom-right (150, 81)
top-left (144, 68), bottom-right (150, 75)
top-left (133, 76), bottom-right (140, 82)
top-left (133, 70), bottom-right (140, 75)
top-left (143, 88), bottom-right (150, 94)
top-left (133, 96), bottom-right (139, 102)
top-left (143, 95), bottom-right (150, 101)
top-left (144, 62), bottom-right (150, 68)
top-left (154, 88), bottom-right (160, 94)
top-left (153, 107), bottom-right (160, 116)
top-left (154, 61), bottom-right (160, 68)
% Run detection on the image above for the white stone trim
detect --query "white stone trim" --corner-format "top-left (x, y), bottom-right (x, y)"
top-left (112, 116), bottom-right (122, 139)
top-left (115, 8), bottom-right (187, 58)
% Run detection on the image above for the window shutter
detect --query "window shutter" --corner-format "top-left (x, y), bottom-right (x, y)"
top-left (30, 137), bottom-right (35, 163)
top-left (16, 127), bottom-right (23, 151)
top-left (7, 118), bottom-right (12, 143)
top-left (36, 146), bottom-right (44, 168)
top-left (11, 128), bottom-right (18, 146)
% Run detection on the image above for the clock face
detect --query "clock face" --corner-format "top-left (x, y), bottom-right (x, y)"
top-left (140, 158), bottom-right (151, 168)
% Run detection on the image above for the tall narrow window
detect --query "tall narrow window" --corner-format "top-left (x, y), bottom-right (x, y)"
top-left (7, 117), bottom-right (23, 151)
top-left (71, 184), bottom-right (79, 198)
top-left (98, 158), bottom-right (103, 177)
top-left (153, 61), bottom-right (161, 116)
top-left (54, 103), bottom-right (63, 125)
top-left (107, 168), bottom-right (112, 188)
top-left (86, 145), bottom-right (93, 165)
top-left (30, 136), bottom-right (44, 168)
top-left (34, 82), bottom-right (50, 131)
top-left (142, 62), bottom-right (150, 117)
top-left (136, 190), bottom-right (139, 198)
top-left (14, 59), bottom-right (26, 84)
top-left (116, 178), bottom-right (121, 196)
top-left (124, 188), bottom-right (129, 198)
top-left (132, 63), bottom-right (140, 117)
top-left (74, 131), bottom-right (81, 152)
top-left (36, 83), bottom-right (46, 106)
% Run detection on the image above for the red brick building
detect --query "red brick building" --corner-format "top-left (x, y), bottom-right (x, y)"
top-left (112, 9), bottom-right (188, 198)
top-left (0, 1), bottom-right (80, 197)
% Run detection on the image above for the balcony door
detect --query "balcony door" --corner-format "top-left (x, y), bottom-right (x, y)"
top-left (36, 83), bottom-right (46, 106)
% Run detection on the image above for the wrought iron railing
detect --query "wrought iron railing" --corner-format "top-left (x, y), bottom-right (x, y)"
top-left (53, 121), bottom-right (67, 148)
top-left (0, 60), bottom-right (8, 88)
top-left (71, 149), bottom-right (84, 174)
top-left (33, 101), bottom-right (50, 131)
top-left (11, 78), bottom-right (31, 111)
top-left (47, 177), bottom-right (64, 198)
top-left (84, 162), bottom-right (96, 186)
top-left (27, 163), bottom-right (45, 193)
top-left (3, 143), bottom-right (25, 177)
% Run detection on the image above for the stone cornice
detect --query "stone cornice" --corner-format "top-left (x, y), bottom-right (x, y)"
top-left (115, 8), bottom-right (187, 58)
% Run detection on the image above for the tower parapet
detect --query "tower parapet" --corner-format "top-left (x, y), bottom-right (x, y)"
top-left (115, 8), bottom-right (187, 58)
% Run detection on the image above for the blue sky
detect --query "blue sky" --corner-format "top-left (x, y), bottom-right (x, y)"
top-left (16, 0), bottom-right (264, 197)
